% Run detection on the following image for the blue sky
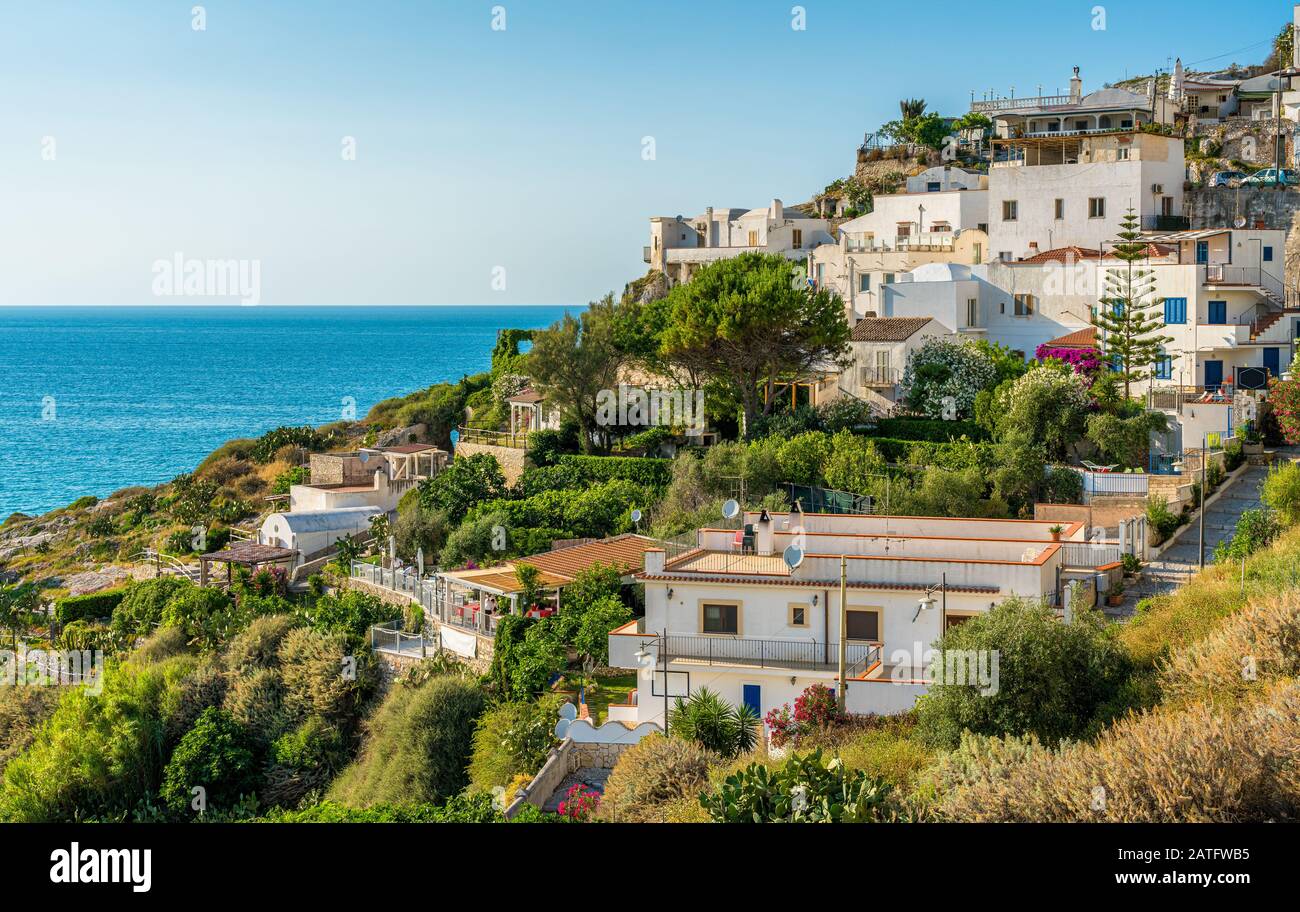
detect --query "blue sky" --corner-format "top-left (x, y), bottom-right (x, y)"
top-left (0, 0), bottom-right (1287, 306)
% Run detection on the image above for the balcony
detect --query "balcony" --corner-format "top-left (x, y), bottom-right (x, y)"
top-left (859, 366), bottom-right (902, 389)
top-left (665, 634), bottom-right (882, 674)
top-left (1197, 322), bottom-right (1251, 349)
top-left (971, 95), bottom-right (1073, 113)
top-left (1143, 215), bottom-right (1190, 231)
top-left (643, 246), bottom-right (652, 264)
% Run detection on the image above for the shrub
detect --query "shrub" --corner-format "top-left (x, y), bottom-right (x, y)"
top-left (598, 734), bottom-right (715, 822)
top-left (557, 783), bottom-right (601, 821)
top-left (934, 680), bottom-right (1300, 822)
top-left (418, 453), bottom-right (507, 523)
top-left (1041, 467), bottom-right (1084, 504)
top-left (277, 627), bottom-right (372, 724)
top-left (250, 426), bottom-right (324, 464)
top-left (110, 577), bottom-right (193, 637)
top-left (1213, 508), bottom-right (1282, 563)
top-left (901, 337), bottom-right (998, 420)
top-left (328, 675), bottom-right (486, 807)
top-left (668, 687), bottom-right (760, 758)
top-left (222, 666), bottom-right (291, 745)
top-left (1223, 438), bottom-right (1245, 472)
top-left (298, 588), bottom-right (401, 641)
top-left (557, 454), bottom-right (672, 489)
top-left (1262, 461), bottom-right (1300, 525)
top-left (700, 749), bottom-right (904, 823)
top-left (54, 588), bottom-right (126, 624)
top-left (161, 586), bottom-right (240, 651)
top-left (467, 697), bottom-right (563, 795)
top-left (0, 685), bottom-right (59, 773)
top-left (915, 600), bottom-right (1132, 748)
top-left (872, 417), bottom-right (988, 442)
top-left (1145, 495), bottom-right (1182, 546)
top-left (223, 614), bottom-right (300, 673)
top-left (160, 707), bottom-right (259, 816)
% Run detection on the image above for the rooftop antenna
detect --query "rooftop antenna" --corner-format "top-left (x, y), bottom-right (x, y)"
top-left (782, 544), bottom-right (805, 571)
top-left (722, 499), bottom-right (740, 521)
top-left (630, 508), bottom-right (643, 532)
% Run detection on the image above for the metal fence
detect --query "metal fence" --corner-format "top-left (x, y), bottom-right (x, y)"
top-left (663, 634), bottom-right (879, 672)
top-left (1061, 543), bottom-right (1125, 569)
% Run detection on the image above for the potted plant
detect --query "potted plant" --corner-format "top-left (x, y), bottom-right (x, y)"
top-left (1048, 524), bottom-right (1064, 542)
top-left (1106, 582), bottom-right (1125, 607)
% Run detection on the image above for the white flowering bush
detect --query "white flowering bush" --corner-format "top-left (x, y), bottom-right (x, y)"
top-left (995, 366), bottom-right (1091, 461)
top-left (901, 338), bottom-right (998, 420)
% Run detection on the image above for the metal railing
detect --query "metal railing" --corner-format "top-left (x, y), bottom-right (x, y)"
top-left (1200, 265), bottom-right (1285, 299)
top-left (369, 621), bottom-right (437, 658)
top-left (456, 426), bottom-right (529, 449)
top-left (1143, 215), bottom-right (1190, 231)
top-left (664, 635), bottom-right (879, 672)
top-left (971, 95), bottom-right (1073, 113)
top-left (664, 550), bottom-right (791, 575)
top-left (858, 366), bottom-right (902, 388)
top-left (1061, 543), bottom-right (1125, 569)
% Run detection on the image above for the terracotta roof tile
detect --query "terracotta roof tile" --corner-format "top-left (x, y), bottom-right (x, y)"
top-left (1011, 246), bottom-right (1101, 265)
top-left (1042, 326), bottom-right (1097, 349)
top-left (850, 317), bottom-right (933, 343)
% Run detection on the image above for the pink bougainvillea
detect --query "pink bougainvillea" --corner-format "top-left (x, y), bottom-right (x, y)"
top-left (1035, 344), bottom-right (1102, 375)
top-left (557, 783), bottom-right (600, 822)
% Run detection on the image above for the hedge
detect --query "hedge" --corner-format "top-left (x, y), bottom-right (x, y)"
top-left (54, 588), bottom-right (128, 624)
top-left (868, 438), bottom-right (1001, 472)
top-left (872, 418), bottom-right (989, 443)
top-left (557, 455), bottom-right (672, 489)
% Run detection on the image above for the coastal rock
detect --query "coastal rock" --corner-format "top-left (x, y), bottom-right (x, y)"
top-left (62, 566), bottom-right (132, 596)
top-left (375, 423), bottom-right (428, 448)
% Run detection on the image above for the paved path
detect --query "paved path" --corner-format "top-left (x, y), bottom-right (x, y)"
top-left (1136, 464), bottom-right (1269, 602)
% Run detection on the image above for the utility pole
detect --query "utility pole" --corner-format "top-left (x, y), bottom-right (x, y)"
top-left (837, 555), bottom-right (848, 713)
top-left (1199, 435), bottom-right (1207, 569)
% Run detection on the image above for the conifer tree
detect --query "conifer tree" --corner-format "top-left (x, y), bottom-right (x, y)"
top-left (1092, 207), bottom-right (1174, 399)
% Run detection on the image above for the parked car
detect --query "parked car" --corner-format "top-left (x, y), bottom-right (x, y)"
top-left (1241, 168), bottom-right (1298, 187)
top-left (1209, 170), bottom-right (1246, 188)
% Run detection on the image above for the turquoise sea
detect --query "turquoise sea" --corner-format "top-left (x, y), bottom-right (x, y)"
top-left (0, 306), bottom-right (576, 518)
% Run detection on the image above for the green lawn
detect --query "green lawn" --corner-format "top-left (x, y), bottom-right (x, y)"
top-left (563, 672), bottom-right (638, 724)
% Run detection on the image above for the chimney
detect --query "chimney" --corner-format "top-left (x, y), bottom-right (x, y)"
top-left (1028, 241), bottom-right (1039, 254)
top-left (643, 548), bottom-right (665, 574)
top-left (754, 510), bottom-right (775, 556)
top-left (771, 198), bottom-right (784, 223)
top-left (1169, 57), bottom-right (1184, 102)
top-left (1069, 66), bottom-right (1083, 102)
top-left (705, 206), bottom-right (714, 247)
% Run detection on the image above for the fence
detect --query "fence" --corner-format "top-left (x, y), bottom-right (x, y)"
top-left (1078, 470), bottom-right (1149, 499)
top-left (369, 620), bottom-right (437, 658)
top-left (456, 426), bottom-right (529, 449)
top-left (1061, 543), bottom-right (1125, 569)
top-left (663, 634), bottom-right (879, 672)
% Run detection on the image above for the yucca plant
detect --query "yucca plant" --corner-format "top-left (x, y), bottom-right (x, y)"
top-left (668, 688), bottom-right (760, 758)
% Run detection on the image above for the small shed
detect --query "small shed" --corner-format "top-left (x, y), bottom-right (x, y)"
top-left (259, 506), bottom-right (382, 561)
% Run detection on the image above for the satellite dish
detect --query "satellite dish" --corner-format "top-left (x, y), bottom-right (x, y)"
top-left (359, 451), bottom-right (370, 463)
top-left (1234, 216), bottom-right (1247, 229)
top-left (722, 499), bottom-right (740, 520)
top-left (631, 509), bottom-right (643, 523)
top-left (783, 544), bottom-right (805, 570)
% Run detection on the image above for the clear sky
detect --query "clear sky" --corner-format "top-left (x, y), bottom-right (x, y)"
top-left (0, 0), bottom-right (1288, 307)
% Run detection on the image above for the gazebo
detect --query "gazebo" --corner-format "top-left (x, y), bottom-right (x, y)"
top-left (199, 541), bottom-right (298, 587)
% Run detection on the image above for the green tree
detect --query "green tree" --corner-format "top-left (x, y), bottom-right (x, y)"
top-left (657, 253), bottom-right (850, 435)
top-left (0, 583), bottom-right (39, 650)
top-left (527, 293), bottom-right (630, 454)
top-left (418, 453), bottom-right (507, 523)
top-left (994, 366), bottom-right (1090, 461)
top-left (1086, 411), bottom-right (1169, 468)
top-left (1092, 208), bottom-right (1174, 399)
top-left (915, 600), bottom-right (1132, 748)
top-left (668, 687), bottom-right (760, 758)
top-left (160, 707), bottom-right (259, 816)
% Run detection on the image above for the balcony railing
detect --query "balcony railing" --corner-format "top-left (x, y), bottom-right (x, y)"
top-left (971, 95), bottom-right (1073, 113)
top-left (664, 634), bottom-right (880, 672)
top-left (1061, 542), bottom-right (1126, 568)
top-left (1200, 265), bottom-right (1285, 299)
top-left (859, 366), bottom-right (902, 388)
top-left (456, 426), bottom-right (528, 449)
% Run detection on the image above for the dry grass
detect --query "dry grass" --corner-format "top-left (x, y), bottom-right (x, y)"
top-left (598, 734), bottom-right (716, 823)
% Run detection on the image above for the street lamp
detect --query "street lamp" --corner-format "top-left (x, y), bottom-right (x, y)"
top-left (634, 632), bottom-right (671, 735)
top-left (913, 574), bottom-right (948, 630)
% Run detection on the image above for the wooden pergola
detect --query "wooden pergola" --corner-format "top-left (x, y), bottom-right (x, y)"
top-left (199, 541), bottom-right (298, 587)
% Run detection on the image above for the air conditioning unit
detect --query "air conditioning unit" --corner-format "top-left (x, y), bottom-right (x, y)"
top-left (1152, 184), bottom-right (1164, 195)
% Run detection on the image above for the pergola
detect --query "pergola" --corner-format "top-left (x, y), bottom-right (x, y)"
top-left (199, 541), bottom-right (298, 587)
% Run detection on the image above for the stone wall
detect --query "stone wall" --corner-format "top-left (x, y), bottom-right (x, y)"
top-left (452, 441), bottom-right (527, 486)
top-left (1034, 500), bottom-right (1145, 533)
top-left (504, 736), bottom-right (634, 819)
top-left (1185, 187), bottom-right (1300, 231)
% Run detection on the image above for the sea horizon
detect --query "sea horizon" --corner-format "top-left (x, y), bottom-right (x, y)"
top-left (0, 305), bottom-right (578, 518)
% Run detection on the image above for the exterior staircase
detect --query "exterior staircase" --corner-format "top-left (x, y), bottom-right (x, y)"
top-left (1250, 308), bottom-right (1300, 343)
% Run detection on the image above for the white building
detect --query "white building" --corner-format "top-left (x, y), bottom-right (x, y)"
top-left (259, 506), bottom-right (382, 560)
top-left (646, 199), bottom-right (832, 286)
top-left (905, 165), bottom-right (988, 194)
top-left (608, 511), bottom-right (1123, 728)
top-left (987, 131), bottom-right (1187, 262)
top-left (841, 316), bottom-right (955, 411)
top-left (973, 67), bottom-right (1177, 139)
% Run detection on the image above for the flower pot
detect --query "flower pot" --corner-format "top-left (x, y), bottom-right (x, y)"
top-left (1106, 595), bottom-right (1124, 607)
top-left (1050, 532), bottom-right (1061, 542)
top-left (1244, 443), bottom-right (1264, 456)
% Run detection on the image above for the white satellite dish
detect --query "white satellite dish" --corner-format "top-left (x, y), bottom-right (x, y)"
top-left (1234, 216), bottom-right (1247, 229)
top-left (359, 451), bottom-right (370, 463)
top-left (631, 508), bottom-right (643, 524)
top-left (722, 499), bottom-right (741, 520)
top-left (783, 544), bottom-right (805, 570)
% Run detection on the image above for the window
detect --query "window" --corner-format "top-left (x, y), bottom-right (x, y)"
top-left (788, 604), bottom-right (809, 628)
top-left (1014, 293), bottom-right (1035, 316)
top-left (815, 263), bottom-right (824, 285)
top-left (701, 602), bottom-right (740, 635)
top-left (1265, 246), bottom-right (1275, 262)
top-left (1054, 199), bottom-right (1065, 220)
top-left (1089, 198), bottom-right (1106, 219)
top-left (883, 273), bottom-right (895, 285)
top-left (966, 298), bottom-right (978, 327)
top-left (972, 243), bottom-right (983, 265)
top-left (1002, 200), bottom-right (1018, 221)
top-left (845, 608), bottom-right (881, 642)
top-left (1164, 297), bottom-right (1187, 325)
top-left (1155, 354), bottom-right (1173, 380)
top-left (927, 182), bottom-right (941, 192)
top-left (858, 273), bottom-right (870, 292)
top-left (792, 229), bottom-right (803, 250)
top-left (1117, 147), bottom-right (1130, 161)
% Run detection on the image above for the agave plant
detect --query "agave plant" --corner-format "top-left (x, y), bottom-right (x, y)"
top-left (668, 687), bottom-right (760, 758)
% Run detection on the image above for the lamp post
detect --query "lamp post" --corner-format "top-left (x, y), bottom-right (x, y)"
top-left (1199, 433), bottom-right (1207, 569)
top-left (635, 631), bottom-right (671, 735)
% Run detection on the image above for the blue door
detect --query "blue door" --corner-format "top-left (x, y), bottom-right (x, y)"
top-left (1265, 348), bottom-right (1281, 377)
top-left (1196, 241), bottom-right (1209, 264)
top-left (1205, 360), bottom-right (1224, 391)
top-left (741, 685), bottom-right (761, 718)
top-left (1208, 301), bottom-right (1227, 324)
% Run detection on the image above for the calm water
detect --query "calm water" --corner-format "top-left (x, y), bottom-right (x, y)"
top-left (0, 306), bottom-right (575, 518)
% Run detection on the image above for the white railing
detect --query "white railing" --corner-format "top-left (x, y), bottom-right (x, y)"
top-left (1077, 469), bottom-right (1150, 498)
top-left (972, 95), bottom-right (1073, 113)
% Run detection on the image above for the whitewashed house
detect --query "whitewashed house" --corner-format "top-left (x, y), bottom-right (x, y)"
top-left (905, 165), bottom-right (988, 194)
top-left (974, 67), bottom-right (1178, 139)
top-left (646, 200), bottom-right (832, 286)
top-left (987, 130), bottom-right (1187, 262)
top-left (842, 316), bottom-right (954, 410)
top-left (608, 511), bottom-right (1118, 728)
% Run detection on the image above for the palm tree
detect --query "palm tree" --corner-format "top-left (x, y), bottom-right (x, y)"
top-left (668, 687), bottom-right (760, 757)
top-left (899, 98), bottom-right (927, 121)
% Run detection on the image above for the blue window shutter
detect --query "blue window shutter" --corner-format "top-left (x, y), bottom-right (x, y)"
top-left (1265, 246), bottom-right (1274, 262)
top-left (1164, 298), bottom-right (1186, 324)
